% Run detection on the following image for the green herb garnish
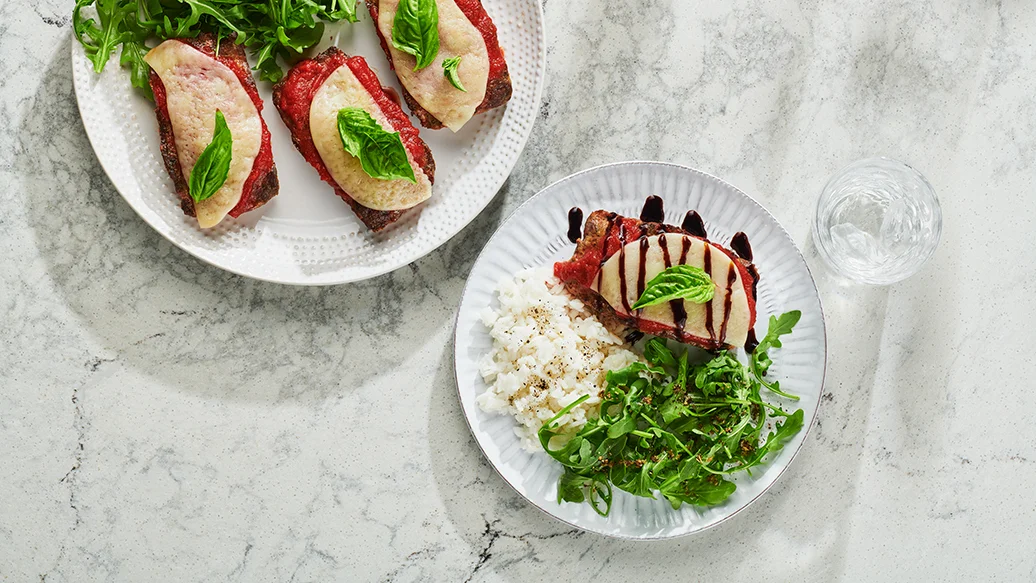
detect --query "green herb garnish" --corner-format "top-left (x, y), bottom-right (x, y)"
top-left (442, 56), bottom-right (466, 91)
top-left (632, 264), bottom-right (715, 310)
top-left (749, 310), bottom-right (802, 401)
top-left (538, 312), bottom-right (805, 516)
top-left (391, 0), bottom-right (439, 70)
top-left (337, 108), bottom-right (417, 183)
top-left (188, 110), bottom-right (233, 204)
top-left (72, 0), bottom-right (359, 97)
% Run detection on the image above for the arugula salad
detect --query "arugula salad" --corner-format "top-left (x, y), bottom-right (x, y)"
top-left (72, 0), bottom-right (360, 98)
top-left (538, 311), bottom-right (804, 516)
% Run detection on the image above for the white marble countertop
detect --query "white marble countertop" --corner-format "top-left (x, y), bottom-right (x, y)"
top-left (3, 0), bottom-right (1036, 580)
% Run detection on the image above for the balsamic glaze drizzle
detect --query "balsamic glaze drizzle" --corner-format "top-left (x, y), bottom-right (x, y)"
top-left (566, 207), bottom-right (583, 243)
top-left (640, 195), bottom-right (664, 223)
top-left (730, 231), bottom-right (753, 262)
top-left (702, 241), bottom-right (715, 343)
top-left (681, 210), bottom-right (707, 238)
top-left (718, 263), bottom-right (737, 343)
top-left (636, 237), bottom-right (650, 305)
top-left (617, 223), bottom-right (632, 313)
top-left (745, 329), bottom-right (760, 354)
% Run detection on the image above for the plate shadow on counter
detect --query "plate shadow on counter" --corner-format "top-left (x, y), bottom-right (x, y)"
top-left (423, 240), bottom-right (895, 581)
top-left (22, 35), bottom-right (507, 406)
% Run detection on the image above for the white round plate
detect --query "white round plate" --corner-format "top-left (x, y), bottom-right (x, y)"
top-left (454, 162), bottom-right (827, 539)
top-left (72, 2), bottom-right (545, 285)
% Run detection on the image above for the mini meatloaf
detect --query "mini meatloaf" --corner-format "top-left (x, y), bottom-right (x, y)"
top-left (145, 33), bottom-right (278, 228)
top-left (367, 0), bottom-right (512, 131)
top-left (555, 209), bottom-right (759, 351)
top-left (272, 48), bottom-right (435, 232)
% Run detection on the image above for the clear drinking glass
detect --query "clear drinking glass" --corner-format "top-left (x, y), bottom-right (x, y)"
top-left (813, 157), bottom-right (942, 285)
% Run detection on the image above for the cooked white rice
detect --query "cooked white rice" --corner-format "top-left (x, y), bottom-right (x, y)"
top-left (476, 267), bottom-right (641, 452)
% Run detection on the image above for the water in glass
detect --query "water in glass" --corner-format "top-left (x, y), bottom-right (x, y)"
top-left (813, 158), bottom-right (942, 285)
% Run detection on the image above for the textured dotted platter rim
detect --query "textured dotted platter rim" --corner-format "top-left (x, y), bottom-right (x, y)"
top-left (454, 161), bottom-right (828, 539)
top-left (71, 1), bottom-right (545, 285)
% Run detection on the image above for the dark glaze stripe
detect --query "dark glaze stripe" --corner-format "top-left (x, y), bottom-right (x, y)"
top-left (703, 241), bottom-right (715, 343)
top-left (747, 264), bottom-right (760, 301)
top-left (658, 235), bottom-right (687, 339)
top-left (681, 210), bottom-right (707, 238)
top-left (567, 207), bottom-right (583, 243)
top-left (718, 263), bottom-right (737, 344)
top-left (636, 236), bottom-right (650, 308)
top-left (617, 223), bottom-right (632, 313)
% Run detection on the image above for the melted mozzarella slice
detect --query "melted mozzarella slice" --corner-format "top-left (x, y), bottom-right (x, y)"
top-left (145, 40), bottom-right (262, 228)
top-left (593, 233), bottom-right (752, 347)
top-left (377, 0), bottom-right (490, 131)
top-left (309, 65), bottom-right (432, 211)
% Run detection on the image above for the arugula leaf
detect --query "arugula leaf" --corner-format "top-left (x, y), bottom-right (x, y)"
top-left (336, 108), bottom-right (418, 183)
top-left (188, 110), bottom-right (233, 204)
top-left (442, 56), bottom-right (466, 91)
top-left (73, 0), bottom-right (141, 75)
top-left (318, 0), bottom-right (359, 23)
top-left (607, 415), bottom-right (637, 439)
top-left (750, 310), bottom-right (802, 400)
top-left (643, 338), bottom-right (677, 369)
top-left (171, 0), bottom-right (243, 38)
top-left (391, 0), bottom-right (440, 70)
top-left (557, 471), bottom-right (592, 504)
top-left (632, 265), bottom-right (715, 310)
top-left (738, 409), bottom-right (804, 472)
top-left (604, 361), bottom-right (664, 387)
top-left (118, 38), bottom-right (154, 101)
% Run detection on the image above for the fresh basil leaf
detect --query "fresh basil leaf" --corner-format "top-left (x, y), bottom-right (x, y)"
top-left (336, 108), bottom-right (418, 183)
top-left (632, 264), bottom-right (715, 310)
top-left (391, 0), bottom-right (439, 70)
top-left (188, 110), bottom-right (233, 204)
top-left (442, 56), bottom-right (466, 91)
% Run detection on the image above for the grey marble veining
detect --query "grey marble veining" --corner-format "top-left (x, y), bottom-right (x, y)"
top-left (2, 0), bottom-right (1036, 581)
